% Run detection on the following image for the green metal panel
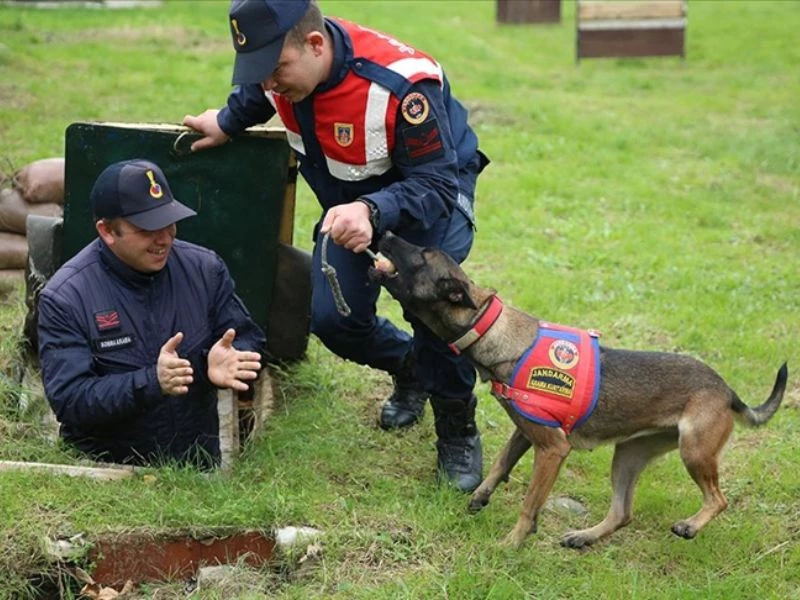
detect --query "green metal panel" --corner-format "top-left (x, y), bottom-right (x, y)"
top-left (63, 122), bottom-right (291, 333)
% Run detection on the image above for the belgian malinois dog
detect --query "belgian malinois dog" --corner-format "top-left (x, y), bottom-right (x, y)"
top-left (369, 232), bottom-right (787, 549)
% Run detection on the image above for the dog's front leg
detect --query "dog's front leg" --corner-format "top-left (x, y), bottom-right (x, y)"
top-left (469, 427), bottom-right (531, 513)
top-left (503, 437), bottom-right (571, 549)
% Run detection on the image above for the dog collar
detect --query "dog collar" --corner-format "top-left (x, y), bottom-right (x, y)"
top-left (448, 295), bottom-right (504, 355)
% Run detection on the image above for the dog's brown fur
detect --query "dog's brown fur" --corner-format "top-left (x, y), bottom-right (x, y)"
top-left (371, 232), bottom-right (787, 549)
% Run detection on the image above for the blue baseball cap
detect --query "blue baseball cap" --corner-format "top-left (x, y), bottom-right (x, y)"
top-left (91, 160), bottom-right (197, 231)
top-left (229, 0), bottom-right (311, 85)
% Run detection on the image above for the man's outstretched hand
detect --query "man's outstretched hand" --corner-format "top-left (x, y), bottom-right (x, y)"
top-left (158, 332), bottom-right (194, 396)
top-left (207, 328), bottom-right (262, 391)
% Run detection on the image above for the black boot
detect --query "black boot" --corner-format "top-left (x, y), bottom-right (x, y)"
top-left (430, 395), bottom-right (483, 493)
top-left (379, 354), bottom-right (428, 430)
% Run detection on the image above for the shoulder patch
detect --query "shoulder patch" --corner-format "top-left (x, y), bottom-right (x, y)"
top-left (400, 92), bottom-right (430, 125)
top-left (401, 118), bottom-right (445, 165)
top-left (94, 309), bottom-right (121, 332)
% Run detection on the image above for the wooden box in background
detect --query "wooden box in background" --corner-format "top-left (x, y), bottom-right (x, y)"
top-left (497, 0), bottom-right (561, 24)
top-left (577, 0), bottom-right (687, 61)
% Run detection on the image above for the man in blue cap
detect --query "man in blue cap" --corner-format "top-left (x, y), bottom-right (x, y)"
top-left (183, 1), bottom-right (489, 491)
top-left (38, 159), bottom-right (266, 468)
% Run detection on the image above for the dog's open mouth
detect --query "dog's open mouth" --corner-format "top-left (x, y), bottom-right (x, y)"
top-left (373, 252), bottom-right (396, 275)
top-left (368, 252), bottom-right (398, 282)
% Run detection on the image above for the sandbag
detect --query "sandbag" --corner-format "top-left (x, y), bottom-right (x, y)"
top-left (0, 187), bottom-right (63, 234)
top-left (0, 232), bottom-right (28, 269)
top-left (22, 215), bottom-right (64, 366)
top-left (13, 157), bottom-right (65, 204)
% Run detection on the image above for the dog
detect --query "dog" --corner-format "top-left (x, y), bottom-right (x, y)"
top-left (369, 232), bottom-right (787, 549)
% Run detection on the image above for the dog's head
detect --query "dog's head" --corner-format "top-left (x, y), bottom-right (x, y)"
top-left (369, 232), bottom-right (493, 342)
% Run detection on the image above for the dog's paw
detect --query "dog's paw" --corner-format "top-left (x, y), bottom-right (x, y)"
top-left (500, 520), bottom-right (537, 549)
top-left (467, 494), bottom-right (489, 514)
top-left (670, 521), bottom-right (697, 539)
top-left (500, 530), bottom-right (526, 550)
top-left (560, 531), bottom-right (596, 550)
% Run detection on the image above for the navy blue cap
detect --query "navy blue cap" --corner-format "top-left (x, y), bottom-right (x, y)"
top-left (229, 0), bottom-right (311, 85)
top-left (91, 160), bottom-right (197, 231)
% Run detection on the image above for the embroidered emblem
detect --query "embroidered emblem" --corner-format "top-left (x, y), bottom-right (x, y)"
top-left (146, 170), bottom-right (163, 199)
top-left (527, 367), bottom-right (576, 400)
top-left (401, 119), bottom-right (444, 164)
top-left (231, 18), bottom-right (246, 46)
top-left (549, 339), bottom-right (579, 370)
top-left (94, 310), bottom-right (121, 332)
top-left (401, 92), bottom-right (429, 125)
top-left (334, 122), bottom-right (354, 147)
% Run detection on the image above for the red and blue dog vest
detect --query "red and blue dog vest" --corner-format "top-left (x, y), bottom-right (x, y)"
top-left (491, 322), bottom-right (601, 435)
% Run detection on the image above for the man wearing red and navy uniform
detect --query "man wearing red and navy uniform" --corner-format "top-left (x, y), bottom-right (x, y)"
top-left (183, 0), bottom-right (489, 492)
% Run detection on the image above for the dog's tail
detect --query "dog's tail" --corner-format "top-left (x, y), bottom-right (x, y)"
top-left (731, 362), bottom-right (788, 427)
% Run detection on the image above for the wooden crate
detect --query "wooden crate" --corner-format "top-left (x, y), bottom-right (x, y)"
top-left (576, 0), bottom-right (687, 61)
top-left (497, 0), bottom-right (561, 24)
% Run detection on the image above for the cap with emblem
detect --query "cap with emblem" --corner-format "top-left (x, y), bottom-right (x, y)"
top-left (229, 0), bottom-right (311, 85)
top-left (91, 159), bottom-right (197, 231)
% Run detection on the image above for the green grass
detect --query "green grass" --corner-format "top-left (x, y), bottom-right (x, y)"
top-left (1, 0), bottom-right (799, 598)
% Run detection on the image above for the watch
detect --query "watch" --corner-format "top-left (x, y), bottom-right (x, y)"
top-left (359, 198), bottom-right (380, 232)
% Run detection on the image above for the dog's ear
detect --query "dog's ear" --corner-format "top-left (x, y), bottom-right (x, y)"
top-left (438, 278), bottom-right (478, 309)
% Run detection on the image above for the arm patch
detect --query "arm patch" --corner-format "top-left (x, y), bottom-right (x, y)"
top-left (400, 119), bottom-right (445, 165)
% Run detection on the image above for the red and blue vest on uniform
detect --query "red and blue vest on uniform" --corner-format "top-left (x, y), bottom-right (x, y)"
top-left (266, 19), bottom-right (443, 183)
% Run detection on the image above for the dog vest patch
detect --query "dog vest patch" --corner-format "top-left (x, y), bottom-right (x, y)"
top-left (492, 323), bottom-right (601, 435)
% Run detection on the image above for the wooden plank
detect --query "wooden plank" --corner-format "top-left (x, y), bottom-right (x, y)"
top-left (578, 0), bottom-right (685, 21)
top-left (278, 152), bottom-right (297, 245)
top-left (579, 18), bottom-right (686, 31)
top-left (578, 27), bottom-right (685, 59)
top-left (0, 460), bottom-right (136, 480)
top-left (236, 369), bottom-right (275, 443)
top-left (497, 0), bottom-right (561, 24)
top-left (217, 389), bottom-right (239, 472)
top-left (219, 369), bottom-right (275, 470)
top-left (249, 369), bottom-right (275, 439)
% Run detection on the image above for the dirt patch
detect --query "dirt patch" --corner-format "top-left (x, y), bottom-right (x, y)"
top-left (464, 101), bottom-right (526, 128)
top-left (756, 172), bottom-right (798, 196)
top-left (56, 26), bottom-right (229, 54)
top-left (0, 84), bottom-right (28, 114)
top-left (22, 526), bottom-right (323, 598)
top-left (88, 528), bottom-right (275, 587)
top-left (331, 525), bottom-right (434, 590)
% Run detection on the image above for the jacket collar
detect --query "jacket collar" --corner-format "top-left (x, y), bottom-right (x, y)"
top-left (316, 18), bottom-right (352, 93)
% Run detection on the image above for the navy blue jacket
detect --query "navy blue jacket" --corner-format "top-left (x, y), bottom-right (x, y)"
top-left (38, 238), bottom-right (266, 468)
top-left (218, 18), bottom-right (488, 233)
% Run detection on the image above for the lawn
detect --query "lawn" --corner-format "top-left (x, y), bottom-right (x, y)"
top-left (0, 1), bottom-right (798, 598)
